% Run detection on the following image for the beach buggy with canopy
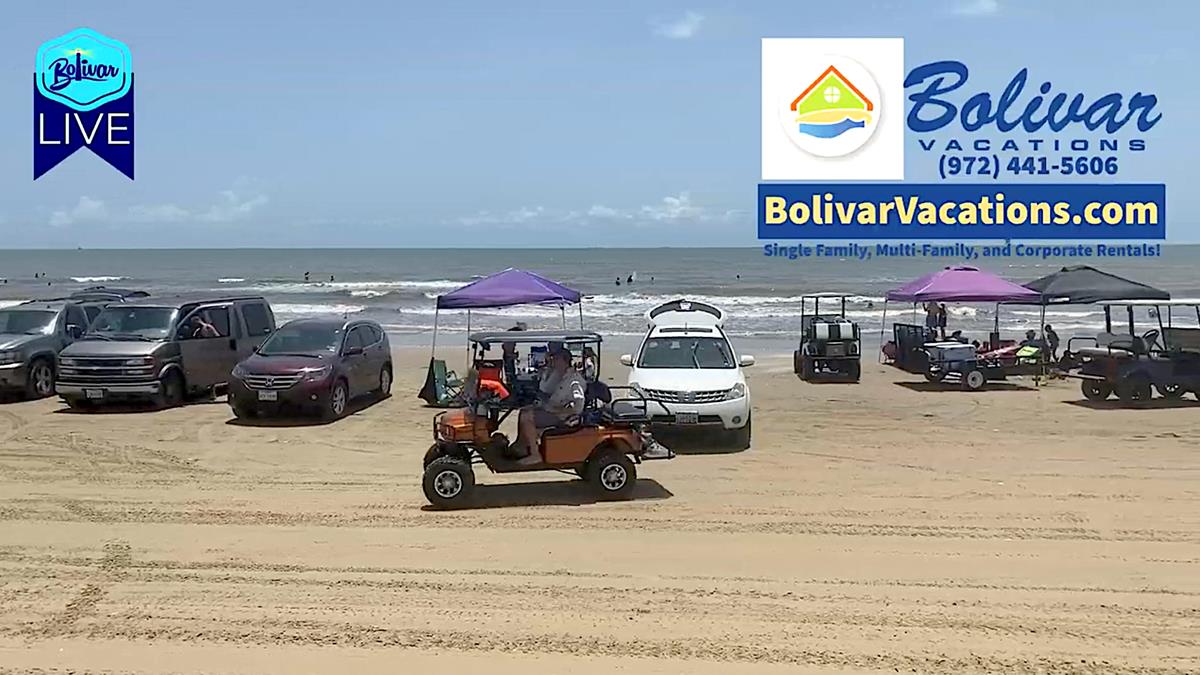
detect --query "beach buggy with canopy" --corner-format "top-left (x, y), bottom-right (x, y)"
top-left (422, 330), bottom-right (674, 508)
top-left (418, 268), bottom-right (583, 407)
top-left (1066, 300), bottom-right (1200, 403)
top-left (881, 266), bottom-right (1043, 390)
top-left (793, 294), bottom-right (862, 382)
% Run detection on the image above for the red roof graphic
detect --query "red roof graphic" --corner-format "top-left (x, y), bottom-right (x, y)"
top-left (790, 65), bottom-right (874, 112)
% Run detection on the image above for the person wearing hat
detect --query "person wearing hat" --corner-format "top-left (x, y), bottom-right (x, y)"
top-left (516, 343), bottom-right (585, 465)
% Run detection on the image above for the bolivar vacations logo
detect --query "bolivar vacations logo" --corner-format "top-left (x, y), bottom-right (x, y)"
top-left (779, 57), bottom-right (881, 157)
top-left (34, 28), bottom-right (134, 180)
top-left (762, 38), bottom-right (903, 180)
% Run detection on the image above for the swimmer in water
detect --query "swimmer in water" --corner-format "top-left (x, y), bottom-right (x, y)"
top-left (615, 277), bottom-right (621, 286)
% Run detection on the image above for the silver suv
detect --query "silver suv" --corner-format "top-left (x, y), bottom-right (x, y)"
top-left (0, 301), bottom-right (91, 399)
top-left (56, 296), bottom-right (275, 410)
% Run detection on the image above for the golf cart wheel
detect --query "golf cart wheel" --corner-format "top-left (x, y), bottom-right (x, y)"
top-left (25, 358), bottom-right (54, 399)
top-left (924, 370), bottom-right (946, 383)
top-left (1081, 380), bottom-right (1112, 401)
top-left (730, 414), bottom-right (751, 450)
top-left (846, 361), bottom-right (861, 382)
top-left (586, 450), bottom-right (637, 500)
top-left (961, 368), bottom-right (986, 391)
top-left (1116, 378), bottom-right (1152, 403)
top-left (793, 350), bottom-right (802, 376)
top-left (800, 356), bottom-right (815, 381)
top-left (422, 456), bottom-right (475, 509)
top-left (423, 443), bottom-right (458, 469)
top-left (1155, 383), bottom-right (1185, 399)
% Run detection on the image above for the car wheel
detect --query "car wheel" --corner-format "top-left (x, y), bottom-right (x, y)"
top-left (376, 365), bottom-right (393, 399)
top-left (422, 456), bottom-right (475, 509)
top-left (25, 358), bottom-right (54, 399)
top-left (730, 414), bottom-right (752, 450)
top-left (961, 368), bottom-right (986, 391)
top-left (1156, 383), bottom-right (1185, 399)
top-left (586, 450), bottom-right (637, 500)
top-left (325, 379), bottom-right (349, 420)
top-left (1081, 380), bottom-right (1112, 401)
top-left (156, 371), bottom-right (185, 409)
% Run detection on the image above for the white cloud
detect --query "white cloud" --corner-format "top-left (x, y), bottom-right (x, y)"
top-left (198, 190), bottom-right (270, 223)
top-left (128, 203), bottom-right (191, 223)
top-left (640, 192), bottom-right (703, 221)
top-left (48, 186), bottom-right (268, 228)
top-left (451, 192), bottom-right (735, 228)
top-left (952, 0), bottom-right (999, 15)
top-left (49, 196), bottom-right (107, 227)
top-left (653, 11), bottom-right (704, 39)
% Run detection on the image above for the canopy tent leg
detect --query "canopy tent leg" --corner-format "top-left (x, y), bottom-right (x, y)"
top-left (578, 303), bottom-right (584, 329)
top-left (878, 301), bottom-right (889, 363)
top-left (466, 310), bottom-right (472, 362)
top-left (430, 309), bottom-right (439, 359)
top-left (560, 304), bottom-right (566, 329)
top-left (1038, 302), bottom-right (1047, 386)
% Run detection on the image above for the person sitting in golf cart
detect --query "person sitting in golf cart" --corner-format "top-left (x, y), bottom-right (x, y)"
top-left (516, 343), bottom-right (586, 465)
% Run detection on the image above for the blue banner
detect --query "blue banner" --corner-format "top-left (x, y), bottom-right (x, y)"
top-left (757, 183), bottom-right (1166, 240)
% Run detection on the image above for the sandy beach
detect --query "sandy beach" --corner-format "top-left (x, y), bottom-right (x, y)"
top-left (0, 346), bottom-right (1197, 674)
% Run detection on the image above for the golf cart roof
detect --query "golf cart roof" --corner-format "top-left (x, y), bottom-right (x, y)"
top-left (646, 299), bottom-right (725, 329)
top-left (468, 330), bottom-right (602, 347)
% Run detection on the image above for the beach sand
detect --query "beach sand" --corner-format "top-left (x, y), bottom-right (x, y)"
top-left (0, 347), bottom-right (1197, 674)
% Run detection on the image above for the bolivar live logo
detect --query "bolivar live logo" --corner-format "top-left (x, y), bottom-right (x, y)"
top-left (34, 28), bottom-right (134, 180)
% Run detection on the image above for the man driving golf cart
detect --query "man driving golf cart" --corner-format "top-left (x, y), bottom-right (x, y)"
top-left (422, 330), bottom-right (674, 508)
top-left (515, 342), bottom-right (585, 464)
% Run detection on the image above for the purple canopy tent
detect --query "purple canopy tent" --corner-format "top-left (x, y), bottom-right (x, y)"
top-left (880, 266), bottom-right (1043, 359)
top-left (430, 268), bottom-right (584, 357)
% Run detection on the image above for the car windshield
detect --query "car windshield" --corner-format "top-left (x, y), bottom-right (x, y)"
top-left (0, 309), bottom-right (56, 335)
top-left (89, 307), bottom-right (178, 340)
top-left (258, 323), bottom-right (342, 355)
top-left (637, 337), bottom-right (735, 369)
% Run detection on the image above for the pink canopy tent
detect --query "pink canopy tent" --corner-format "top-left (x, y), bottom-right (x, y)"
top-left (880, 266), bottom-right (1044, 357)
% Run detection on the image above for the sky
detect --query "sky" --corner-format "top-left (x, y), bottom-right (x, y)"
top-left (0, 0), bottom-right (1196, 247)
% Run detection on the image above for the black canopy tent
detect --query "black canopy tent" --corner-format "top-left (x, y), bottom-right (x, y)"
top-left (1022, 265), bottom-right (1170, 334)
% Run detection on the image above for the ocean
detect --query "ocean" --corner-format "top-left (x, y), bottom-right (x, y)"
top-left (1, 247), bottom-right (1197, 352)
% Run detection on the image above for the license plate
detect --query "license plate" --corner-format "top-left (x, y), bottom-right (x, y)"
top-left (84, 389), bottom-right (104, 399)
top-left (675, 411), bottom-right (698, 424)
top-left (257, 390), bottom-right (278, 401)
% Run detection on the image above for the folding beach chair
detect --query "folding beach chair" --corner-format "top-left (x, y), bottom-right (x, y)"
top-left (418, 358), bottom-right (465, 407)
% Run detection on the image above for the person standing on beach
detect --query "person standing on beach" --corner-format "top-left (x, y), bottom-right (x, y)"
top-left (1044, 324), bottom-right (1060, 361)
top-left (937, 304), bottom-right (948, 340)
top-left (923, 302), bottom-right (939, 338)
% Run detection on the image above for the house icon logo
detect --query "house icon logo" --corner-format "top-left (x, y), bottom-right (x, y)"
top-left (762, 39), bottom-right (902, 179)
top-left (778, 56), bottom-right (881, 158)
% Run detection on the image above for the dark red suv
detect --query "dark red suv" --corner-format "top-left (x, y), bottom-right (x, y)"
top-left (228, 318), bottom-right (392, 420)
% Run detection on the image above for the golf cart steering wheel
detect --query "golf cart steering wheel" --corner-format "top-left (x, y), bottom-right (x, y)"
top-left (1141, 329), bottom-right (1160, 351)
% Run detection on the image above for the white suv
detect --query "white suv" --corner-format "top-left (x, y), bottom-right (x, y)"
top-left (620, 300), bottom-right (753, 448)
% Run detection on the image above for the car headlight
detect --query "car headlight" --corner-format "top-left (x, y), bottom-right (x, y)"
top-left (59, 357), bottom-right (77, 367)
top-left (0, 351), bottom-right (21, 365)
top-left (124, 356), bottom-right (154, 366)
top-left (725, 383), bottom-right (746, 400)
top-left (300, 365), bottom-right (332, 382)
top-left (231, 363), bottom-right (249, 380)
top-left (849, 342), bottom-right (859, 355)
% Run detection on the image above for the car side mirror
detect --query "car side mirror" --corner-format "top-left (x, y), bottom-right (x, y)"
top-left (619, 354), bottom-right (633, 367)
top-left (66, 324), bottom-right (82, 339)
top-left (739, 355), bottom-right (756, 367)
top-left (346, 346), bottom-right (364, 356)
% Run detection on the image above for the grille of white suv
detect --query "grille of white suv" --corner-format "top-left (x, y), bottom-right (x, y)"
top-left (642, 388), bottom-right (726, 404)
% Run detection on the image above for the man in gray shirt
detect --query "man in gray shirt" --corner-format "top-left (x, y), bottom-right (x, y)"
top-left (516, 343), bottom-right (585, 465)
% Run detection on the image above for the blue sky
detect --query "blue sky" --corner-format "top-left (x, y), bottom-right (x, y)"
top-left (1, 0), bottom-right (1196, 247)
